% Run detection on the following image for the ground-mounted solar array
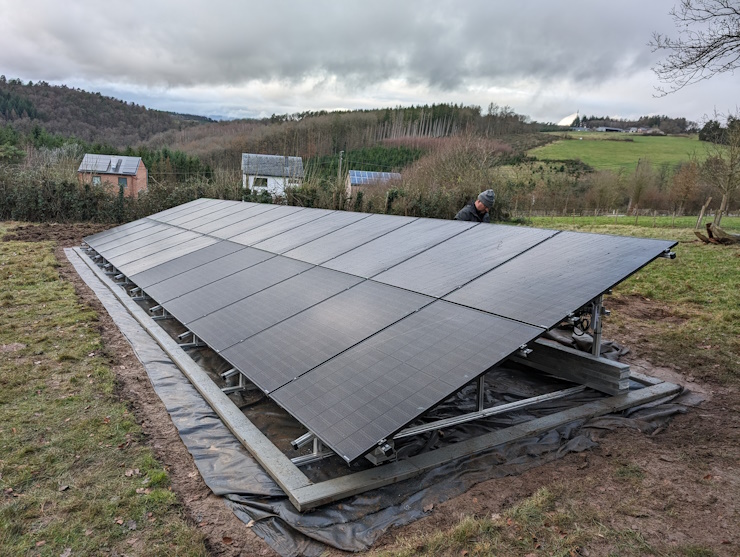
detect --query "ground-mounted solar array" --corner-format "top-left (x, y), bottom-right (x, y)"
top-left (84, 199), bottom-right (676, 463)
top-left (347, 169), bottom-right (401, 185)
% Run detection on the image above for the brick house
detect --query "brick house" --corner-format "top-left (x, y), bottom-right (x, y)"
top-left (77, 154), bottom-right (148, 197)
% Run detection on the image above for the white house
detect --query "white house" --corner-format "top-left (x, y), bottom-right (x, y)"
top-left (241, 154), bottom-right (304, 197)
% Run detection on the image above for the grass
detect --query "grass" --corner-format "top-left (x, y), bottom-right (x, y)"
top-left (375, 481), bottom-right (719, 557)
top-left (526, 217), bottom-right (740, 384)
top-left (528, 133), bottom-right (714, 172)
top-left (0, 227), bottom-right (207, 556)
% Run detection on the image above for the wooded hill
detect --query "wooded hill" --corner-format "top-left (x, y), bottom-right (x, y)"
top-left (147, 103), bottom-right (539, 171)
top-left (0, 76), bottom-right (211, 147)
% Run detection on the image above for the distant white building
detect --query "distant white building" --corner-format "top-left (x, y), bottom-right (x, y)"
top-left (241, 154), bottom-right (304, 197)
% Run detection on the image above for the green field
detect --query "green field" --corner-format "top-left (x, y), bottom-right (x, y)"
top-left (0, 226), bottom-right (207, 556)
top-left (528, 132), bottom-right (714, 172)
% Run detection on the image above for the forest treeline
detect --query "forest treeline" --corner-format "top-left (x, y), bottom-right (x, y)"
top-left (0, 76), bottom-right (208, 147)
top-left (0, 76), bottom-right (735, 225)
top-left (572, 114), bottom-right (696, 134)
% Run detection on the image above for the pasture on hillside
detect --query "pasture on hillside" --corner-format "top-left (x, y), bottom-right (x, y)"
top-left (528, 132), bottom-right (713, 172)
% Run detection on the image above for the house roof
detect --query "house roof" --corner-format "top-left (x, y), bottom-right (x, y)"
top-left (78, 154), bottom-right (142, 175)
top-left (348, 170), bottom-right (401, 186)
top-left (241, 154), bottom-right (304, 178)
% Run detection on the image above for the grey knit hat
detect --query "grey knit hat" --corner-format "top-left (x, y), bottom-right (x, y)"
top-left (477, 189), bottom-right (495, 209)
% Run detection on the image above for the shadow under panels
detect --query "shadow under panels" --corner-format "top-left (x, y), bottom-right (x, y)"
top-left (159, 255), bottom-right (312, 325)
top-left (374, 224), bottom-right (559, 298)
top-left (271, 300), bottom-right (543, 463)
top-left (321, 218), bottom-right (478, 278)
top-left (284, 213), bottom-right (418, 265)
top-left (444, 231), bottom-right (677, 329)
top-left (219, 280), bottom-right (433, 395)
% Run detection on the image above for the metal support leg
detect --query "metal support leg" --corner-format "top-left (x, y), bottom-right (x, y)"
top-left (178, 331), bottom-right (205, 349)
top-left (591, 295), bottom-right (603, 357)
top-left (221, 372), bottom-right (247, 395)
top-left (291, 435), bottom-right (334, 466)
top-left (477, 375), bottom-right (486, 412)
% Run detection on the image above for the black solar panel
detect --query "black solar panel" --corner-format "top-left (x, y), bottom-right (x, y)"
top-left (143, 247), bottom-right (276, 304)
top-left (144, 198), bottom-right (213, 222)
top-left (252, 211), bottom-right (371, 254)
top-left (227, 208), bottom-right (333, 246)
top-left (167, 201), bottom-right (255, 229)
top-left (187, 266), bottom-right (363, 352)
top-left (219, 281), bottom-right (432, 394)
top-left (89, 221), bottom-right (178, 251)
top-left (192, 203), bottom-right (275, 235)
top-left (272, 301), bottom-right (543, 462)
top-left (96, 226), bottom-right (188, 260)
top-left (445, 231), bottom-right (677, 329)
top-left (85, 220), bottom-right (162, 250)
top-left (160, 255), bottom-right (312, 324)
top-left (154, 199), bottom-right (230, 223)
top-left (374, 224), bottom-right (559, 297)
top-left (128, 241), bottom-right (245, 289)
top-left (117, 236), bottom-right (220, 277)
top-left (209, 205), bottom-right (301, 240)
top-left (106, 230), bottom-right (201, 268)
top-left (82, 200), bottom-right (678, 467)
top-left (284, 214), bottom-right (417, 264)
top-left (322, 218), bottom-right (476, 278)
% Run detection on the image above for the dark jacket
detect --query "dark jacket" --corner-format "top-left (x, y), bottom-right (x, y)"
top-left (454, 202), bottom-right (490, 223)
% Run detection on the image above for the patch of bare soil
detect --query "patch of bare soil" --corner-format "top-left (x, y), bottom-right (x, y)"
top-left (3, 222), bottom-right (111, 245)
top-left (610, 293), bottom-right (689, 325)
top-left (50, 235), bottom-right (738, 557)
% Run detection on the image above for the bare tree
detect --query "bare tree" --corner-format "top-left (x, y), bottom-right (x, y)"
top-left (701, 115), bottom-right (740, 226)
top-left (651, 0), bottom-right (740, 94)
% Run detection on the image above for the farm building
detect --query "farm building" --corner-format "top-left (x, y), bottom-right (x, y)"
top-left (241, 154), bottom-right (304, 197)
top-left (77, 154), bottom-right (148, 197)
top-left (345, 169), bottom-right (401, 198)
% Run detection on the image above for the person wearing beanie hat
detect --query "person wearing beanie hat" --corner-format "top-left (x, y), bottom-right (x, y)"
top-left (454, 189), bottom-right (495, 222)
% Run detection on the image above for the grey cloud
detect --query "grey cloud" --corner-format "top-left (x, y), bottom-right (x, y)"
top-left (0, 0), bottom-right (735, 122)
top-left (1, 0), bottom-right (666, 87)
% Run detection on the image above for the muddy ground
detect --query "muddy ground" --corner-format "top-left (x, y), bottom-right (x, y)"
top-left (10, 223), bottom-right (739, 556)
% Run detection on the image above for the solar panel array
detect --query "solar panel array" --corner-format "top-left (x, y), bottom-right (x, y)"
top-left (84, 199), bottom-right (676, 463)
top-left (348, 169), bottom-right (402, 185)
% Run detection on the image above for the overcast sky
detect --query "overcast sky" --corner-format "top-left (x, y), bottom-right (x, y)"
top-left (0, 0), bottom-right (737, 124)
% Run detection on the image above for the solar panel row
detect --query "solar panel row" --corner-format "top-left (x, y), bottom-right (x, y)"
top-left (84, 199), bottom-right (676, 463)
